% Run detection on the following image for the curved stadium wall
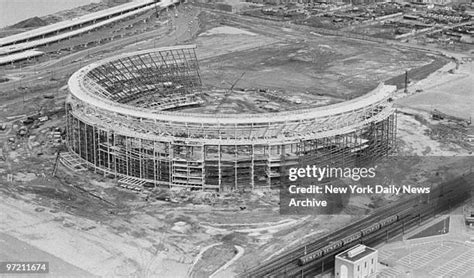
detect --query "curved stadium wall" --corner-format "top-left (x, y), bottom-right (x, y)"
top-left (65, 45), bottom-right (397, 191)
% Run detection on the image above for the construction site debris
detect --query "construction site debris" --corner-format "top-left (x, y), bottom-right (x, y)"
top-left (431, 109), bottom-right (471, 127)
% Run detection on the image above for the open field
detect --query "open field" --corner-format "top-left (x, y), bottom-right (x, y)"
top-left (408, 217), bottom-right (450, 240)
top-left (198, 37), bottom-right (440, 99)
top-left (0, 232), bottom-right (97, 277)
top-left (182, 11), bottom-right (448, 114)
top-left (397, 61), bottom-right (474, 120)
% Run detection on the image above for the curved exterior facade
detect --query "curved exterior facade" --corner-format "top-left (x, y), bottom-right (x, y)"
top-left (65, 45), bottom-right (397, 191)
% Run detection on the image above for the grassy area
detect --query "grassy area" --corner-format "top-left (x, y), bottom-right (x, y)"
top-left (385, 56), bottom-right (450, 89)
top-left (409, 217), bottom-right (450, 240)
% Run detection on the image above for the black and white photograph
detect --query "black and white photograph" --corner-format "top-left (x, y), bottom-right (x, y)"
top-left (0, 0), bottom-right (473, 277)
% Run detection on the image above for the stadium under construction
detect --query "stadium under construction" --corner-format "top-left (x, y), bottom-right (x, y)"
top-left (65, 45), bottom-right (397, 191)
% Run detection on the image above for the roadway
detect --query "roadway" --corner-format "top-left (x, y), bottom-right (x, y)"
top-left (0, 0), bottom-right (159, 49)
top-left (0, 3), bottom-right (197, 106)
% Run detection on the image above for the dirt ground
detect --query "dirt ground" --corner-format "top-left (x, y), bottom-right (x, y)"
top-left (187, 11), bottom-right (445, 114)
top-left (394, 60), bottom-right (474, 157)
top-left (0, 4), bottom-right (473, 278)
top-left (397, 61), bottom-right (474, 120)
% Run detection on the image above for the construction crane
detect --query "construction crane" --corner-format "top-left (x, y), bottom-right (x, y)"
top-left (214, 72), bottom-right (246, 113)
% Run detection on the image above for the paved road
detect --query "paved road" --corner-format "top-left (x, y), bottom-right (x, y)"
top-left (0, 5), bottom-right (197, 94)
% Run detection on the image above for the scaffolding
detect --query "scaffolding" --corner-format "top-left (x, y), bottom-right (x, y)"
top-left (66, 45), bottom-right (397, 191)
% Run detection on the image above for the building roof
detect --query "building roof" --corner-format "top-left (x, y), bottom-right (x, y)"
top-left (336, 244), bottom-right (377, 263)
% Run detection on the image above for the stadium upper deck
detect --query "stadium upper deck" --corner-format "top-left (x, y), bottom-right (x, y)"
top-left (68, 46), bottom-right (395, 140)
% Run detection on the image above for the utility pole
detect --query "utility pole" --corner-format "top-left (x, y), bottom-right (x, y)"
top-left (52, 150), bottom-right (61, 177)
top-left (404, 70), bottom-right (408, 93)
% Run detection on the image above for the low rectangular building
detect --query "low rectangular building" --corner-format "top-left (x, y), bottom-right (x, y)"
top-left (335, 244), bottom-right (378, 278)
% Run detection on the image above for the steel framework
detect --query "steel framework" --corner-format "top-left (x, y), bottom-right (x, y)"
top-left (65, 45), bottom-right (397, 191)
